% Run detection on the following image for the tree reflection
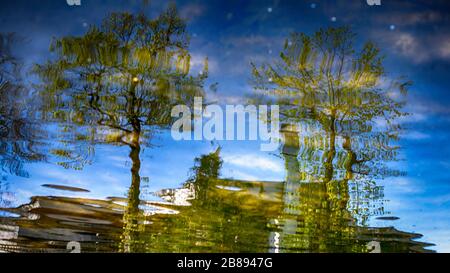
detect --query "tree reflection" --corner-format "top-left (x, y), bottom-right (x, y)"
top-left (252, 27), bottom-right (409, 225)
top-left (252, 26), bottom-right (410, 177)
top-left (33, 5), bottom-right (207, 252)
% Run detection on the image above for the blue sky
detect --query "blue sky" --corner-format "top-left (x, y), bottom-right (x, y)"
top-left (1, 0), bottom-right (450, 252)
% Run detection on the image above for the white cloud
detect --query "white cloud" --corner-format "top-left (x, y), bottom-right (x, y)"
top-left (206, 92), bottom-right (246, 105)
top-left (399, 112), bottom-right (428, 123)
top-left (226, 170), bottom-right (259, 181)
top-left (373, 30), bottom-right (450, 64)
top-left (374, 11), bottom-right (443, 27)
top-left (438, 38), bottom-right (450, 58)
top-left (393, 33), bottom-right (429, 63)
top-left (190, 53), bottom-right (217, 74)
top-left (401, 131), bottom-right (430, 140)
top-left (385, 177), bottom-right (422, 194)
top-left (179, 3), bottom-right (205, 20)
top-left (226, 35), bottom-right (274, 48)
